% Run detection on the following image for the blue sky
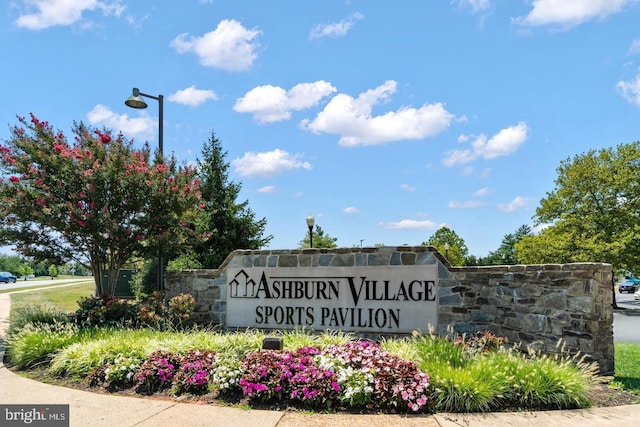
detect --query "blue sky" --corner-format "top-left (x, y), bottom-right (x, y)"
top-left (2, 0), bottom-right (640, 259)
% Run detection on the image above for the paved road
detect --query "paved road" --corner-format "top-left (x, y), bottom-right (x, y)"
top-left (613, 287), bottom-right (640, 343)
top-left (0, 277), bottom-right (93, 292)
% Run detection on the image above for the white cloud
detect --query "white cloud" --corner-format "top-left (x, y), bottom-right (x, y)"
top-left (170, 19), bottom-right (261, 72)
top-left (15, 0), bottom-right (125, 30)
top-left (498, 196), bottom-right (531, 213)
top-left (234, 81), bottom-right (336, 123)
top-left (231, 149), bottom-right (312, 178)
top-left (303, 80), bottom-right (455, 146)
top-left (479, 168), bottom-right (492, 179)
top-left (309, 12), bottom-right (363, 39)
top-left (168, 86), bottom-right (218, 107)
top-left (400, 184), bottom-right (416, 192)
top-left (258, 185), bottom-right (277, 193)
top-left (473, 187), bottom-right (491, 197)
top-left (448, 200), bottom-right (486, 208)
top-left (379, 219), bottom-right (445, 230)
top-left (343, 206), bottom-right (361, 214)
top-left (617, 73), bottom-right (640, 106)
top-left (443, 122), bottom-right (528, 166)
top-left (514, 0), bottom-right (632, 30)
top-left (87, 104), bottom-right (156, 141)
top-left (628, 39), bottom-right (640, 55)
top-left (453, 0), bottom-right (492, 14)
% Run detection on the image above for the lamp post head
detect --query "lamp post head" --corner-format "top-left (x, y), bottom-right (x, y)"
top-left (125, 87), bottom-right (148, 109)
top-left (306, 213), bottom-right (315, 228)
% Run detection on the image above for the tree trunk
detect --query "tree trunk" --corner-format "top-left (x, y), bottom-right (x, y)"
top-left (92, 262), bottom-right (105, 296)
top-left (107, 266), bottom-right (121, 296)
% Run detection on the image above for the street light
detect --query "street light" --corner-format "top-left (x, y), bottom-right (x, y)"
top-left (306, 214), bottom-right (315, 248)
top-left (125, 87), bottom-right (164, 291)
top-left (125, 88), bottom-right (164, 156)
top-left (444, 243), bottom-right (449, 259)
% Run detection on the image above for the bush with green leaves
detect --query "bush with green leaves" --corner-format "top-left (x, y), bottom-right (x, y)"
top-left (71, 292), bottom-right (195, 330)
top-left (134, 350), bottom-right (180, 395)
top-left (8, 304), bottom-right (71, 337)
top-left (7, 321), bottom-right (81, 369)
top-left (73, 294), bottom-right (137, 327)
top-left (172, 350), bottom-right (217, 395)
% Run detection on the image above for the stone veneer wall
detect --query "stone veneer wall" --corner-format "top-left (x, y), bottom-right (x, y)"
top-left (164, 246), bottom-right (614, 374)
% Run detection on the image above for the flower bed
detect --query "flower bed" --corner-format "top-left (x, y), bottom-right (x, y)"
top-left (89, 340), bottom-right (431, 413)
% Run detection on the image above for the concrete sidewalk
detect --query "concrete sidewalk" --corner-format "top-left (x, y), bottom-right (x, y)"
top-left (1, 292), bottom-right (639, 426)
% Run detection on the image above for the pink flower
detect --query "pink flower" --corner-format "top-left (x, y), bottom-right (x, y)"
top-left (9, 175), bottom-right (20, 183)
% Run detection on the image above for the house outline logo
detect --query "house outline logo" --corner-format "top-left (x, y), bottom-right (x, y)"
top-left (228, 269), bottom-right (257, 298)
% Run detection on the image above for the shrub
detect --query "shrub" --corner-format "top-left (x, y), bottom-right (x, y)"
top-left (8, 304), bottom-right (71, 337)
top-left (172, 350), bottom-right (217, 395)
top-left (239, 341), bottom-right (430, 412)
top-left (74, 294), bottom-right (137, 327)
top-left (168, 293), bottom-right (195, 327)
top-left (7, 322), bottom-right (80, 369)
top-left (136, 292), bottom-right (166, 328)
top-left (104, 355), bottom-right (144, 388)
top-left (453, 330), bottom-right (507, 355)
top-left (134, 350), bottom-right (180, 395)
top-left (239, 350), bottom-right (295, 402)
top-left (323, 340), bottom-right (430, 412)
top-left (209, 354), bottom-right (244, 394)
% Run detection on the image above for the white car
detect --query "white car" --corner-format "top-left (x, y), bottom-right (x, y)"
top-left (635, 288), bottom-right (640, 301)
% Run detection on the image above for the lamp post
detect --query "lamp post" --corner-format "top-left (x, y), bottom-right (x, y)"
top-left (125, 87), bottom-right (164, 291)
top-left (306, 214), bottom-right (315, 248)
top-left (125, 88), bottom-right (164, 156)
top-left (444, 243), bottom-right (449, 259)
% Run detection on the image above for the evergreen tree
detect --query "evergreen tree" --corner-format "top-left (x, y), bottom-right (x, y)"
top-left (193, 131), bottom-right (272, 268)
top-left (485, 225), bottom-right (532, 265)
top-left (422, 227), bottom-right (468, 266)
top-left (298, 225), bottom-right (338, 249)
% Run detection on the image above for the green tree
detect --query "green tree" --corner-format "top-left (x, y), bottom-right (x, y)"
top-left (485, 225), bottom-right (532, 265)
top-left (48, 264), bottom-right (58, 278)
top-left (298, 225), bottom-right (338, 249)
top-left (17, 262), bottom-right (34, 280)
top-left (0, 254), bottom-right (22, 274)
top-left (0, 114), bottom-right (201, 295)
top-left (191, 131), bottom-right (272, 268)
top-left (516, 141), bottom-right (640, 273)
top-left (422, 227), bottom-right (468, 266)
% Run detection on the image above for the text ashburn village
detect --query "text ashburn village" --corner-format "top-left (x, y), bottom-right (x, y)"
top-left (227, 266), bottom-right (438, 333)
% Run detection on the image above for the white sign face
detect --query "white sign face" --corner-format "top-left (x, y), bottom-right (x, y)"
top-left (226, 266), bottom-right (438, 333)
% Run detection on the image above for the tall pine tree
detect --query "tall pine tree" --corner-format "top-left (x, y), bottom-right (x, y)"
top-left (194, 131), bottom-right (272, 268)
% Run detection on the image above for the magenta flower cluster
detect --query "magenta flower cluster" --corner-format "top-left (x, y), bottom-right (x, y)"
top-left (96, 341), bottom-right (430, 412)
top-left (239, 341), bottom-right (430, 412)
top-left (134, 350), bottom-right (180, 395)
top-left (172, 350), bottom-right (217, 395)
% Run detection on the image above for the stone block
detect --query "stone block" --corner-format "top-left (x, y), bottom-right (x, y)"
top-left (471, 311), bottom-right (495, 322)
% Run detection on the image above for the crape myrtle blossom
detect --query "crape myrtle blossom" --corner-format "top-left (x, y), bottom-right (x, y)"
top-left (0, 114), bottom-right (203, 296)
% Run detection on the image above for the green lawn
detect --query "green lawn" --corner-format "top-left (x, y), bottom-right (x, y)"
top-left (613, 343), bottom-right (640, 394)
top-left (8, 281), bottom-right (95, 313)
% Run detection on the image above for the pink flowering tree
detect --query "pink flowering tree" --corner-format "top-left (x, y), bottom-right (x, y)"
top-left (0, 114), bottom-right (202, 296)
